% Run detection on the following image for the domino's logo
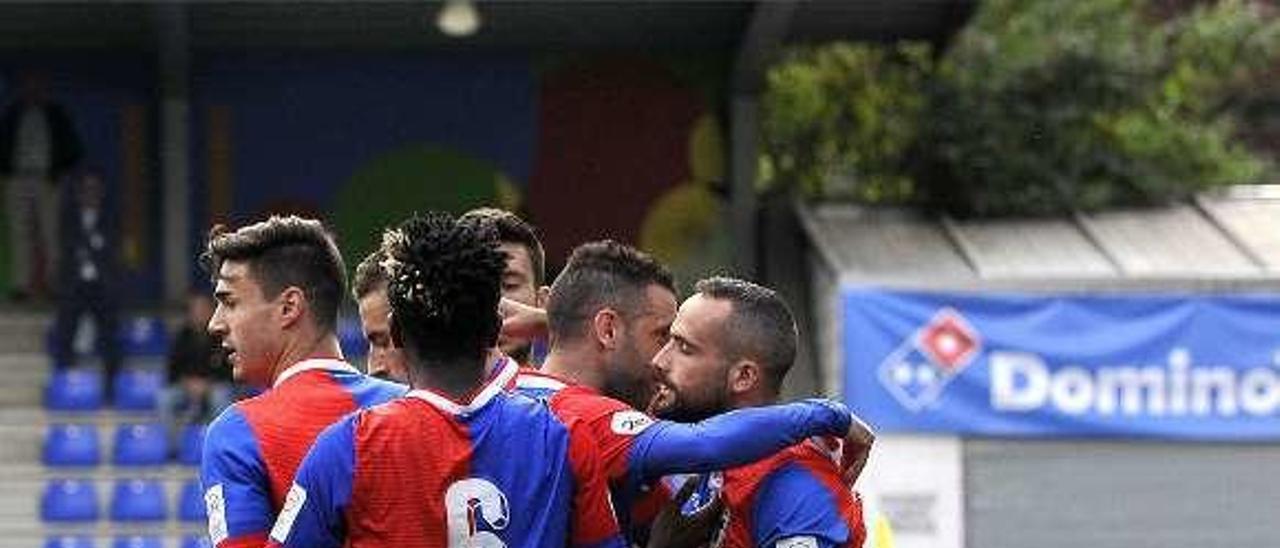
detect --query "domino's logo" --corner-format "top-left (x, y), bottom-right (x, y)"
top-left (878, 308), bottom-right (982, 411)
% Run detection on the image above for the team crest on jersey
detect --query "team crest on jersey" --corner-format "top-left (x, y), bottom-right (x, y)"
top-left (878, 307), bottom-right (982, 411)
top-left (610, 410), bottom-right (655, 435)
top-left (270, 484), bottom-right (308, 542)
top-left (205, 484), bottom-right (228, 545)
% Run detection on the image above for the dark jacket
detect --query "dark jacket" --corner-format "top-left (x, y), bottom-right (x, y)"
top-left (0, 102), bottom-right (83, 178)
top-left (58, 197), bottom-right (119, 289)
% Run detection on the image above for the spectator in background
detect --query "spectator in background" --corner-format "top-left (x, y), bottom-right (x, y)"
top-left (0, 70), bottom-right (83, 300)
top-left (160, 290), bottom-right (234, 447)
top-left (49, 171), bottom-right (121, 393)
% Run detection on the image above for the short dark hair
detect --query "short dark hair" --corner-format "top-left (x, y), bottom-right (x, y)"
top-left (459, 207), bottom-right (546, 286)
top-left (380, 212), bottom-right (505, 364)
top-left (352, 249), bottom-right (388, 299)
top-left (548, 240), bottom-right (675, 343)
top-left (202, 215), bottom-right (346, 331)
top-left (694, 276), bottom-right (797, 394)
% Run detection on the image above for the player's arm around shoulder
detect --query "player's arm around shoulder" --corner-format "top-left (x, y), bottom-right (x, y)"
top-left (266, 413), bottom-right (361, 548)
top-left (200, 406), bottom-right (272, 548)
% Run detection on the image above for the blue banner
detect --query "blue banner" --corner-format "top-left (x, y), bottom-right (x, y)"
top-left (842, 287), bottom-right (1280, 440)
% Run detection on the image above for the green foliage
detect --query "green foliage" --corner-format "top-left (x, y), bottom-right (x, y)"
top-left (761, 0), bottom-right (1280, 216)
top-left (760, 43), bottom-right (932, 202)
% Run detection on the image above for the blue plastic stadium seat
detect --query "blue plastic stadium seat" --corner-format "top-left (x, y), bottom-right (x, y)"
top-left (178, 478), bottom-right (205, 522)
top-left (112, 368), bottom-right (163, 411)
top-left (44, 535), bottom-right (96, 548)
top-left (119, 317), bottom-right (168, 357)
top-left (111, 535), bottom-right (164, 548)
top-left (109, 478), bottom-right (166, 522)
top-left (180, 535), bottom-right (212, 548)
top-left (43, 423), bottom-right (101, 467)
top-left (40, 478), bottom-right (99, 522)
top-left (112, 422), bottom-right (168, 466)
top-left (337, 316), bottom-right (367, 361)
top-left (44, 368), bottom-right (104, 411)
top-left (178, 424), bottom-right (206, 466)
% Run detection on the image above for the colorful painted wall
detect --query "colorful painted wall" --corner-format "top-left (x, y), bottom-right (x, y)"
top-left (4, 51), bottom-right (733, 302)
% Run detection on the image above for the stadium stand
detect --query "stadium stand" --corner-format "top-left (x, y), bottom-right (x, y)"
top-left (111, 423), bottom-right (167, 467)
top-left (110, 369), bottom-right (163, 412)
top-left (0, 312), bottom-right (209, 547)
top-left (43, 535), bottom-right (96, 548)
top-left (44, 369), bottom-right (103, 412)
top-left (40, 478), bottom-right (99, 523)
top-left (109, 479), bottom-right (167, 523)
top-left (110, 535), bottom-right (164, 548)
top-left (43, 424), bottom-right (101, 468)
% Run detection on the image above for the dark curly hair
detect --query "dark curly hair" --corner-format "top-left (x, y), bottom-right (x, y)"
top-left (202, 215), bottom-right (346, 331)
top-left (380, 212), bottom-right (506, 364)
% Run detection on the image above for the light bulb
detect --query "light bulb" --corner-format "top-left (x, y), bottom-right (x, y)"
top-left (437, 0), bottom-right (481, 37)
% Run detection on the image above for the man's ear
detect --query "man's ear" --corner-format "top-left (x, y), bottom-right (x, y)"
top-left (535, 285), bottom-right (551, 308)
top-left (591, 308), bottom-right (622, 350)
top-left (727, 359), bottom-right (763, 396)
top-left (278, 287), bottom-right (306, 329)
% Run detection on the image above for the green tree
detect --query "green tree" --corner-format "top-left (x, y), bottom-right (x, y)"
top-left (762, 0), bottom-right (1280, 216)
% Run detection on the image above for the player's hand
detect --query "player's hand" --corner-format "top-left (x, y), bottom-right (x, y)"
top-left (498, 298), bottom-right (548, 341)
top-left (646, 382), bottom-right (673, 417)
top-left (840, 413), bottom-right (875, 487)
top-left (646, 479), bottom-right (724, 548)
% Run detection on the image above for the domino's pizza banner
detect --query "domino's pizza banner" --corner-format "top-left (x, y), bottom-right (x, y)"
top-left (842, 287), bottom-right (1280, 440)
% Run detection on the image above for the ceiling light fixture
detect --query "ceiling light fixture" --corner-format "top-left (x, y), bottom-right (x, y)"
top-left (437, 0), bottom-right (481, 38)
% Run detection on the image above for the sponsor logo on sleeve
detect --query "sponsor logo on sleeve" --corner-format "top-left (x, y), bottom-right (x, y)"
top-left (205, 484), bottom-right (228, 545)
top-left (610, 410), bottom-right (655, 435)
top-left (269, 484), bottom-right (308, 542)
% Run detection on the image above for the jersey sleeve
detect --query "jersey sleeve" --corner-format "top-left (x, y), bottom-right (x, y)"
top-left (565, 418), bottom-right (627, 548)
top-left (265, 414), bottom-right (358, 548)
top-left (200, 407), bottom-right (272, 548)
top-left (627, 398), bottom-right (852, 487)
top-left (751, 462), bottom-right (856, 548)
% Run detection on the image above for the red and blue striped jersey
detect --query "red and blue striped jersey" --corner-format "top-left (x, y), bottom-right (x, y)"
top-left (267, 359), bottom-right (624, 548)
top-left (199, 358), bottom-right (407, 548)
top-left (672, 439), bottom-right (867, 548)
top-left (513, 370), bottom-right (855, 540)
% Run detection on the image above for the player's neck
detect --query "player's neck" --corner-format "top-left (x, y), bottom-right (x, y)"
top-left (407, 357), bottom-right (486, 401)
top-left (269, 330), bottom-right (344, 383)
top-left (541, 346), bottom-right (604, 390)
top-left (731, 389), bottom-right (776, 410)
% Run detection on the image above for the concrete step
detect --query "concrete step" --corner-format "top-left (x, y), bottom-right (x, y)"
top-left (0, 310), bottom-right (53, 355)
top-left (0, 421), bottom-right (42, 464)
top-left (0, 354), bottom-right (52, 407)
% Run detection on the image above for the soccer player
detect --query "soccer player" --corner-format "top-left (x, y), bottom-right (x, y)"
top-left (351, 207), bottom-right (547, 381)
top-left (515, 240), bottom-right (871, 540)
top-left (350, 249), bottom-right (406, 381)
top-left (267, 212), bottom-right (622, 548)
top-left (199, 216), bottom-right (407, 548)
top-left (459, 207), bottom-right (550, 364)
top-left (653, 277), bottom-right (868, 548)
